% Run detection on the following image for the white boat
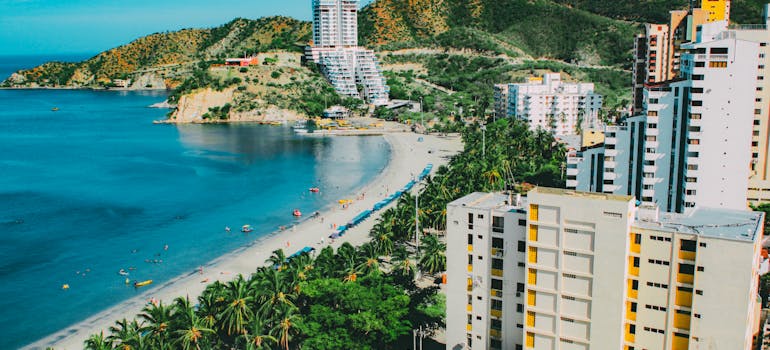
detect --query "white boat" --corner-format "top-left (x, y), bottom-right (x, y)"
top-left (293, 121), bottom-right (309, 134)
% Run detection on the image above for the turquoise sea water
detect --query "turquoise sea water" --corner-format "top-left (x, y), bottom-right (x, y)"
top-left (0, 57), bottom-right (389, 349)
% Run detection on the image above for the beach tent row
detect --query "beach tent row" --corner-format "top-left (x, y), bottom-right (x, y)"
top-left (329, 164), bottom-right (433, 239)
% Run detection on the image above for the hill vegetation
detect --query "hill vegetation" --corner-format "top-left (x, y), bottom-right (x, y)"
top-left (359, 0), bottom-right (639, 67)
top-left (2, 17), bottom-right (310, 89)
top-left (551, 0), bottom-right (769, 24)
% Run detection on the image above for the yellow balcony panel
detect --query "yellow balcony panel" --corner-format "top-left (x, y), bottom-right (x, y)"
top-left (527, 290), bottom-right (536, 306)
top-left (672, 332), bottom-right (690, 350)
top-left (528, 247), bottom-right (538, 264)
top-left (528, 268), bottom-right (537, 284)
top-left (491, 248), bottom-right (498, 256)
top-left (490, 329), bottom-right (501, 338)
top-left (628, 256), bottom-right (639, 276)
top-left (627, 279), bottom-right (638, 299)
top-left (492, 269), bottom-right (503, 277)
top-left (530, 204), bottom-right (538, 221)
top-left (526, 332), bottom-right (535, 347)
top-left (674, 312), bottom-right (691, 330)
top-left (527, 311), bottom-right (535, 327)
top-left (529, 225), bottom-right (538, 241)
top-left (467, 244), bottom-right (473, 252)
top-left (626, 302), bottom-right (637, 321)
top-left (466, 304), bottom-right (472, 312)
top-left (630, 233), bottom-right (641, 254)
top-left (466, 324), bottom-right (472, 332)
top-left (677, 272), bottom-right (694, 284)
top-left (625, 324), bottom-right (635, 343)
top-left (467, 264), bottom-right (473, 272)
top-left (679, 250), bottom-right (696, 261)
top-left (491, 289), bottom-right (502, 298)
top-left (467, 285), bottom-right (473, 292)
top-left (676, 290), bottom-right (693, 308)
top-left (491, 309), bottom-right (502, 318)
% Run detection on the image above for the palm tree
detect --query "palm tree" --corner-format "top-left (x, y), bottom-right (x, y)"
top-left (84, 331), bottom-right (112, 350)
top-left (266, 249), bottom-right (287, 270)
top-left (219, 274), bottom-right (255, 337)
top-left (172, 297), bottom-right (214, 350)
top-left (390, 246), bottom-right (416, 279)
top-left (356, 242), bottom-right (381, 276)
top-left (270, 308), bottom-right (300, 350)
top-left (139, 302), bottom-right (173, 349)
top-left (237, 315), bottom-right (277, 350)
top-left (107, 318), bottom-right (144, 350)
top-left (419, 234), bottom-right (447, 275)
top-left (255, 268), bottom-right (296, 318)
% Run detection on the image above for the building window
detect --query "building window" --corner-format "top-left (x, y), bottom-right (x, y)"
top-left (679, 263), bottom-right (695, 275)
top-left (492, 258), bottom-right (503, 270)
top-left (491, 299), bottom-right (503, 311)
top-left (518, 219), bottom-right (526, 226)
top-left (493, 237), bottom-right (504, 249)
top-left (633, 257), bottom-right (640, 268)
top-left (492, 216), bottom-right (504, 233)
top-left (518, 240), bottom-right (525, 252)
top-left (517, 304), bottom-right (523, 313)
top-left (467, 234), bottom-right (473, 245)
top-left (517, 283), bottom-right (524, 292)
top-left (492, 279), bottom-right (503, 290)
top-left (681, 239), bottom-right (697, 252)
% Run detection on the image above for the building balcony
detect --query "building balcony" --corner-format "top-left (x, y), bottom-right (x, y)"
top-left (604, 172), bottom-right (618, 180)
top-left (490, 329), bottom-right (502, 339)
top-left (677, 272), bottom-right (694, 284)
top-left (605, 149), bottom-right (618, 157)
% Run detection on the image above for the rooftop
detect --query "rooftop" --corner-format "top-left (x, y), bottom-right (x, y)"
top-left (531, 187), bottom-right (634, 203)
top-left (448, 192), bottom-right (524, 212)
top-left (635, 207), bottom-right (763, 242)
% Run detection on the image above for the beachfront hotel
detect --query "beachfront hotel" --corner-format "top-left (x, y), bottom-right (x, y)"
top-left (306, 0), bottom-right (390, 105)
top-left (493, 74), bottom-right (603, 136)
top-left (445, 188), bottom-right (764, 350)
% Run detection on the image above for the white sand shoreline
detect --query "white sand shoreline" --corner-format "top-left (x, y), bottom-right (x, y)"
top-left (25, 130), bottom-right (463, 350)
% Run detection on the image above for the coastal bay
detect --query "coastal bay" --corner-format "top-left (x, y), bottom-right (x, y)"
top-left (26, 131), bottom-right (462, 350)
top-left (0, 87), bottom-right (405, 349)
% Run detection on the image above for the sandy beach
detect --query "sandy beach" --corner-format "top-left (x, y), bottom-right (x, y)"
top-left (26, 130), bottom-right (463, 350)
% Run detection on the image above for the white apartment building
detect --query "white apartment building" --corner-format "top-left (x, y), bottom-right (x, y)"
top-left (308, 0), bottom-right (390, 105)
top-left (312, 0), bottom-right (358, 48)
top-left (446, 188), bottom-right (764, 350)
top-left (446, 192), bottom-right (527, 350)
top-left (572, 20), bottom-right (760, 212)
top-left (498, 74), bottom-right (603, 136)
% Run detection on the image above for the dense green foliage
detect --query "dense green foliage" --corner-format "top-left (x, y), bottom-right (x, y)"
top-left (360, 0), bottom-right (639, 67)
top-left (552, 0), bottom-right (768, 24)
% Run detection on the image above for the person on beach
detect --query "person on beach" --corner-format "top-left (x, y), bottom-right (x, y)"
top-left (198, 266), bottom-right (203, 275)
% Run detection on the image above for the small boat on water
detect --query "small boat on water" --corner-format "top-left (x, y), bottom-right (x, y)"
top-left (293, 209), bottom-right (302, 217)
top-left (134, 280), bottom-right (153, 288)
top-left (241, 225), bottom-right (253, 233)
top-left (118, 269), bottom-right (129, 276)
top-left (51, 107), bottom-right (59, 112)
top-left (309, 187), bottom-right (320, 193)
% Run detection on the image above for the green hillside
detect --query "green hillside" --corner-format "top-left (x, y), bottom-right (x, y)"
top-left (551, 0), bottom-right (769, 24)
top-left (2, 17), bottom-right (310, 88)
top-left (359, 0), bottom-right (639, 67)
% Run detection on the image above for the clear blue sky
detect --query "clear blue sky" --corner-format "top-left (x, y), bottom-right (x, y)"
top-left (0, 0), bottom-right (375, 56)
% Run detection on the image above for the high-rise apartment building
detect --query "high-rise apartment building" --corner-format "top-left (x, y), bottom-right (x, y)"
top-left (307, 0), bottom-right (390, 105)
top-left (572, 18), bottom-right (763, 212)
top-left (446, 188), bottom-right (763, 350)
top-left (312, 0), bottom-right (358, 48)
top-left (631, 1), bottom-right (731, 114)
top-left (494, 74), bottom-right (603, 136)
